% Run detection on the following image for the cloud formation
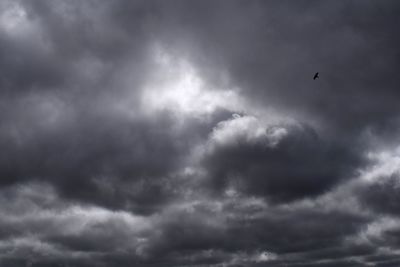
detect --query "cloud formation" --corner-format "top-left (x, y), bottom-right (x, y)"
top-left (1, 0), bottom-right (400, 266)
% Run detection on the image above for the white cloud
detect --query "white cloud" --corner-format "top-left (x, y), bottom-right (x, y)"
top-left (0, 2), bottom-right (28, 34)
top-left (254, 251), bottom-right (278, 262)
top-left (209, 114), bottom-right (288, 148)
top-left (141, 45), bottom-right (243, 118)
top-left (347, 216), bottom-right (400, 248)
top-left (360, 147), bottom-right (400, 183)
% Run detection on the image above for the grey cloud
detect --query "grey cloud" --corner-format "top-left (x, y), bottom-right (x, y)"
top-left (0, 107), bottom-right (221, 213)
top-left (167, 0), bottom-right (400, 135)
top-left (202, 116), bottom-right (365, 203)
top-left (0, 0), bottom-right (399, 266)
top-left (0, 183), bottom-right (372, 266)
top-left (358, 176), bottom-right (400, 217)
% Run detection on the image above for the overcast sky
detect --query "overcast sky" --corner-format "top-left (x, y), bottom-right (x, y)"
top-left (1, 1), bottom-right (400, 266)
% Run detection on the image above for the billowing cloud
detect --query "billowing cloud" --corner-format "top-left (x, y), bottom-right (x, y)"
top-left (1, 0), bottom-right (400, 266)
top-left (202, 114), bottom-right (364, 203)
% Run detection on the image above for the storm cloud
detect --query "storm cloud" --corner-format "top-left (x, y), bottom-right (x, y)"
top-left (1, 0), bottom-right (400, 266)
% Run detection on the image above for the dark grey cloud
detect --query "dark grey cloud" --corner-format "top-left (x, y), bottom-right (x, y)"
top-left (0, 183), bottom-right (376, 267)
top-left (1, 0), bottom-right (400, 266)
top-left (166, 0), bottom-right (400, 135)
top-left (0, 0), bottom-right (230, 213)
top-left (202, 117), bottom-right (365, 203)
top-left (359, 176), bottom-right (400, 216)
top-left (0, 101), bottom-right (229, 213)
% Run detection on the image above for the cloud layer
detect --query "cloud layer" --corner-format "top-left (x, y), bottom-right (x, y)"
top-left (1, 1), bottom-right (400, 266)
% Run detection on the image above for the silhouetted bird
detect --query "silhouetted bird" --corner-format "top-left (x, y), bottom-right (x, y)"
top-left (313, 72), bottom-right (319, 80)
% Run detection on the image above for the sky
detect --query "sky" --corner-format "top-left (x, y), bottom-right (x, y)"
top-left (1, 1), bottom-right (400, 266)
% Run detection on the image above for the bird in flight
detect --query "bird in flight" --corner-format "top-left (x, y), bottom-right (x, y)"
top-left (313, 72), bottom-right (319, 80)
